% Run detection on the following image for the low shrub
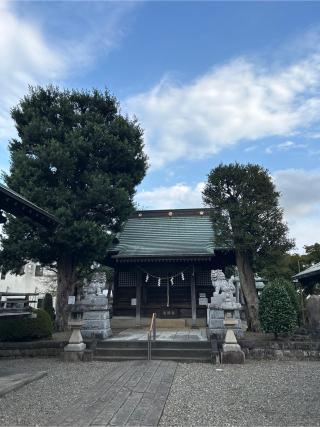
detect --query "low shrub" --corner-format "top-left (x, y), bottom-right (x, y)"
top-left (0, 309), bottom-right (53, 342)
top-left (259, 280), bottom-right (298, 339)
top-left (272, 277), bottom-right (301, 324)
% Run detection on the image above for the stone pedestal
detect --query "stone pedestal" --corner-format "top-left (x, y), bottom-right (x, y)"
top-left (63, 320), bottom-right (86, 361)
top-left (78, 294), bottom-right (112, 340)
top-left (221, 329), bottom-right (245, 364)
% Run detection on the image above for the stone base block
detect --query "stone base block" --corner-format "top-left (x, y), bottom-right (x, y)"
top-left (221, 350), bottom-right (245, 364)
top-left (64, 342), bottom-right (86, 352)
top-left (81, 328), bottom-right (112, 340)
top-left (82, 319), bottom-right (111, 330)
top-left (223, 343), bottom-right (242, 352)
top-left (61, 351), bottom-right (85, 362)
top-left (209, 327), bottom-right (244, 339)
top-left (83, 311), bottom-right (110, 321)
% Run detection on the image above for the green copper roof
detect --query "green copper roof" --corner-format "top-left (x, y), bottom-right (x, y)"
top-left (293, 262), bottom-right (320, 280)
top-left (112, 209), bottom-right (230, 259)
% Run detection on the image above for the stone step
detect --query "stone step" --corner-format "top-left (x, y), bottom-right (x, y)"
top-left (95, 347), bottom-right (148, 358)
top-left (95, 347), bottom-right (210, 358)
top-left (94, 339), bottom-right (212, 362)
top-left (97, 340), bottom-right (210, 349)
top-left (93, 355), bottom-right (212, 363)
top-left (94, 355), bottom-right (147, 361)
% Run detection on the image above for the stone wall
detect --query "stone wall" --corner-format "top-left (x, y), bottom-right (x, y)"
top-left (0, 341), bottom-right (68, 358)
top-left (239, 339), bottom-right (320, 360)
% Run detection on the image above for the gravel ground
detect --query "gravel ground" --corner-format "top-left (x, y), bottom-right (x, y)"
top-left (0, 359), bottom-right (320, 426)
top-left (160, 361), bottom-right (320, 427)
top-left (0, 358), bottom-right (122, 426)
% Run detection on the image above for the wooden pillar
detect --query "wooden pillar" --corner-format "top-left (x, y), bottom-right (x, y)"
top-left (191, 265), bottom-right (197, 328)
top-left (236, 282), bottom-right (240, 303)
top-left (136, 270), bottom-right (142, 326)
top-left (113, 270), bottom-right (118, 316)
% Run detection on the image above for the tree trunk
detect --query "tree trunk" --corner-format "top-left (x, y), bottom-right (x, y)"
top-left (236, 250), bottom-right (261, 332)
top-left (55, 256), bottom-right (76, 331)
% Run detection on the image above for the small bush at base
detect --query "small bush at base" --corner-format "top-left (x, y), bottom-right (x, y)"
top-left (0, 309), bottom-right (53, 342)
top-left (259, 280), bottom-right (298, 339)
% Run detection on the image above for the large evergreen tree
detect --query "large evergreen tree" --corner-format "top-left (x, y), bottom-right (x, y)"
top-left (1, 86), bottom-right (148, 330)
top-left (203, 163), bottom-right (294, 331)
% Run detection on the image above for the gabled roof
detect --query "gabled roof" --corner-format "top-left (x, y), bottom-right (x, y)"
top-left (110, 208), bottom-right (232, 260)
top-left (0, 183), bottom-right (60, 227)
top-left (293, 262), bottom-right (320, 280)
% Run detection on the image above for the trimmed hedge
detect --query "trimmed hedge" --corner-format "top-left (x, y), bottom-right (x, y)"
top-left (259, 280), bottom-right (298, 338)
top-left (0, 309), bottom-right (53, 342)
top-left (272, 278), bottom-right (300, 322)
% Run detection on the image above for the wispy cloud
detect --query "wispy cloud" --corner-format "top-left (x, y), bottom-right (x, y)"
top-left (126, 43), bottom-right (320, 168)
top-left (0, 0), bottom-right (65, 141)
top-left (265, 140), bottom-right (307, 154)
top-left (0, 0), bottom-right (135, 145)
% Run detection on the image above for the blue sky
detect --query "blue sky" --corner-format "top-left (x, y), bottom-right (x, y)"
top-left (1, 1), bottom-right (320, 251)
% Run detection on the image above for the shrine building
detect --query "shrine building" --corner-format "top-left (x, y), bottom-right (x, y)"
top-left (107, 209), bottom-right (235, 327)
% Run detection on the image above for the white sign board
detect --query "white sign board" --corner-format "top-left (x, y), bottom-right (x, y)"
top-left (199, 297), bottom-right (208, 306)
top-left (131, 298), bottom-right (136, 306)
top-left (68, 296), bottom-right (76, 305)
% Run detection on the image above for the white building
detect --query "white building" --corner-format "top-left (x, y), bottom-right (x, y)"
top-left (0, 262), bottom-right (57, 307)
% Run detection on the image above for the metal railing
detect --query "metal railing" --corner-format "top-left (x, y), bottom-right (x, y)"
top-left (147, 312), bottom-right (157, 360)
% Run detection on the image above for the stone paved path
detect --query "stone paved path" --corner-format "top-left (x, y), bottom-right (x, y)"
top-left (45, 360), bottom-right (177, 427)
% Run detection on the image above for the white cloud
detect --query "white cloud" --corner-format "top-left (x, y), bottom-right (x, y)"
top-left (0, 1), bottom-right (133, 144)
top-left (136, 182), bottom-right (205, 210)
top-left (0, 1), bottom-right (66, 141)
top-left (126, 51), bottom-right (320, 168)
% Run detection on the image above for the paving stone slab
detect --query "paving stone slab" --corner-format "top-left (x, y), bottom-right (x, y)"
top-left (46, 361), bottom-right (177, 427)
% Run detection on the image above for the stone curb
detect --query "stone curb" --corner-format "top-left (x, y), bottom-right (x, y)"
top-left (0, 371), bottom-right (47, 397)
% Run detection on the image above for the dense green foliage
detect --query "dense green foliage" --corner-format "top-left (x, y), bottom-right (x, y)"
top-left (0, 86), bottom-right (148, 328)
top-left (259, 280), bottom-right (298, 338)
top-left (273, 278), bottom-right (300, 319)
top-left (0, 309), bottom-right (53, 341)
top-left (42, 293), bottom-right (55, 321)
top-left (257, 243), bottom-right (320, 282)
top-left (202, 163), bottom-right (294, 257)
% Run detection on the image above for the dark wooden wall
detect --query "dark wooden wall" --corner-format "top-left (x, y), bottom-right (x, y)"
top-left (112, 259), bottom-right (230, 318)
